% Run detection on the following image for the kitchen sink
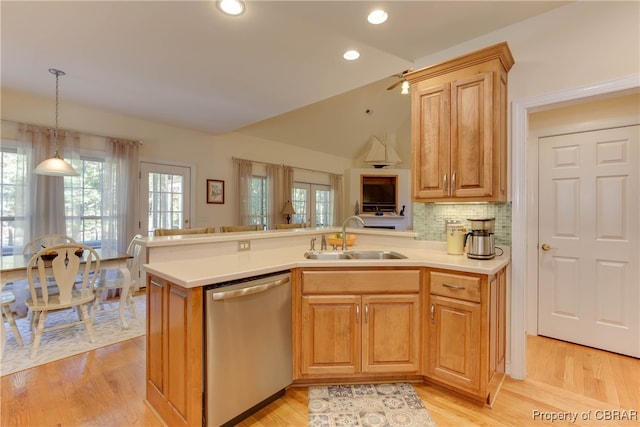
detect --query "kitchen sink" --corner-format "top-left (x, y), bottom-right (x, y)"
top-left (304, 251), bottom-right (352, 260)
top-left (346, 250), bottom-right (407, 259)
top-left (304, 250), bottom-right (407, 260)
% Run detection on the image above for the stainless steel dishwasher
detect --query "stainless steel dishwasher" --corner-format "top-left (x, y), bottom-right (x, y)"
top-left (205, 271), bottom-right (292, 426)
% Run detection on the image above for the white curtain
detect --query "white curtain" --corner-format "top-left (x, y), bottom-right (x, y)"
top-left (282, 166), bottom-right (293, 225)
top-left (265, 164), bottom-right (293, 229)
top-left (16, 123), bottom-right (79, 248)
top-left (234, 159), bottom-right (253, 225)
top-left (9, 122), bottom-right (137, 254)
top-left (265, 164), bottom-right (280, 229)
top-left (284, 166), bottom-right (294, 200)
top-left (329, 173), bottom-right (343, 226)
top-left (102, 138), bottom-right (140, 252)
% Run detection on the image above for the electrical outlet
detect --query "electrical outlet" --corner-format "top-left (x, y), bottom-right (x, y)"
top-left (238, 240), bottom-right (251, 251)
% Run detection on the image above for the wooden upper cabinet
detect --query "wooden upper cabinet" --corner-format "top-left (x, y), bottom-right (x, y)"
top-left (407, 42), bottom-right (514, 202)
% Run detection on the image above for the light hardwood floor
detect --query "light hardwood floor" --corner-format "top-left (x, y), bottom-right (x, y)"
top-left (2, 335), bottom-right (638, 426)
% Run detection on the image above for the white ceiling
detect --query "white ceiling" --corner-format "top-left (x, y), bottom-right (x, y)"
top-left (1, 1), bottom-right (568, 159)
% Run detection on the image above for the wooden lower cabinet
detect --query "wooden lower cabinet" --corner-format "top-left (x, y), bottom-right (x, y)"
top-left (146, 274), bottom-right (203, 427)
top-left (429, 294), bottom-right (481, 392)
top-left (425, 267), bottom-right (506, 405)
top-left (294, 268), bottom-right (422, 380)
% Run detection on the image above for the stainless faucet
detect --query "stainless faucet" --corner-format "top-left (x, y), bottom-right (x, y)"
top-left (342, 215), bottom-right (365, 250)
top-left (310, 237), bottom-right (316, 251)
top-left (320, 235), bottom-right (327, 251)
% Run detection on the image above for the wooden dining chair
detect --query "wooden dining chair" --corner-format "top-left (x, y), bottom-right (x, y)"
top-left (10, 234), bottom-right (78, 319)
top-left (92, 235), bottom-right (143, 328)
top-left (1, 290), bottom-right (24, 359)
top-left (219, 225), bottom-right (263, 232)
top-left (274, 223), bottom-right (307, 229)
top-left (23, 234), bottom-right (76, 255)
top-left (154, 227), bottom-right (216, 236)
top-left (25, 243), bottom-right (100, 358)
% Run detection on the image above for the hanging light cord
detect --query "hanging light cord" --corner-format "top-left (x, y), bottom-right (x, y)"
top-left (49, 68), bottom-right (65, 158)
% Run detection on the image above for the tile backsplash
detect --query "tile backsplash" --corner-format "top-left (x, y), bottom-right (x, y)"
top-left (413, 202), bottom-right (512, 246)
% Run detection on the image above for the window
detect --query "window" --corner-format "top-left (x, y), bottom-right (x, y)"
top-left (0, 148), bottom-right (110, 251)
top-left (148, 173), bottom-right (185, 231)
top-left (250, 176), bottom-right (267, 227)
top-left (0, 147), bottom-right (28, 255)
top-left (65, 156), bottom-right (106, 247)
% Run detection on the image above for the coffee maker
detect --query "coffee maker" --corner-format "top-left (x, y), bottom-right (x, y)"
top-left (464, 218), bottom-right (496, 260)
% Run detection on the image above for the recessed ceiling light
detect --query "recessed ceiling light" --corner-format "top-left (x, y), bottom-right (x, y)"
top-left (217, 0), bottom-right (245, 16)
top-left (343, 50), bottom-right (360, 61)
top-left (367, 9), bottom-right (388, 24)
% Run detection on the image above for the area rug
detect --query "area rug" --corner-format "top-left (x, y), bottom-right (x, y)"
top-left (1, 294), bottom-right (145, 376)
top-left (308, 382), bottom-right (436, 427)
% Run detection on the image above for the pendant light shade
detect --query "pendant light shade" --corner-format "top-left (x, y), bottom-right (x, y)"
top-left (33, 68), bottom-right (79, 177)
top-left (33, 155), bottom-right (79, 176)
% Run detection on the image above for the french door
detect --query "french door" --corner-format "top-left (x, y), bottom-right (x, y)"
top-left (139, 162), bottom-right (192, 237)
top-left (292, 182), bottom-right (330, 227)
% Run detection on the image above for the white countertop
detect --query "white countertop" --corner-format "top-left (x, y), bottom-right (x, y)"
top-left (142, 230), bottom-right (510, 288)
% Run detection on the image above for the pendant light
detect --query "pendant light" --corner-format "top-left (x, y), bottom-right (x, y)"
top-left (33, 68), bottom-right (79, 176)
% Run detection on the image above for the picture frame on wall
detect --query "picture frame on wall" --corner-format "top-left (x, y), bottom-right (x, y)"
top-left (207, 179), bottom-right (224, 204)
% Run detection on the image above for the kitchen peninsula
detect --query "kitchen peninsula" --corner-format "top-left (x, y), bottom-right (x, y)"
top-left (140, 228), bottom-right (509, 427)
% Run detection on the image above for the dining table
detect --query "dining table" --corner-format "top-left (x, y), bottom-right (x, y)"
top-left (0, 248), bottom-right (134, 327)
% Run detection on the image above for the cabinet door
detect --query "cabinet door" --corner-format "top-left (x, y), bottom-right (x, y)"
top-left (494, 268), bottom-right (506, 373)
top-left (147, 276), bottom-right (166, 395)
top-left (165, 284), bottom-right (191, 421)
top-left (428, 294), bottom-right (481, 394)
top-left (300, 295), bottom-right (361, 376)
top-left (362, 294), bottom-right (421, 373)
top-left (450, 72), bottom-right (494, 198)
top-left (412, 82), bottom-right (451, 199)
top-left (146, 276), bottom-right (203, 427)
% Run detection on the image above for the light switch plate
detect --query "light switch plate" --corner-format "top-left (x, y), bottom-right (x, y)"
top-left (238, 240), bottom-right (251, 251)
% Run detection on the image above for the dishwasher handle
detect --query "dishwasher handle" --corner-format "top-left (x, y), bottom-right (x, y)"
top-left (211, 275), bottom-right (290, 301)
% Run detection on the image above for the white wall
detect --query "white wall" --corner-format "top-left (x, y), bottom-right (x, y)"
top-left (1, 89), bottom-right (352, 230)
top-left (3, 1), bottom-right (637, 231)
top-left (415, 2), bottom-right (639, 104)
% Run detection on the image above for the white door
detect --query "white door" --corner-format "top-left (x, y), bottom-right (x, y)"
top-left (139, 162), bottom-right (192, 236)
top-left (292, 182), bottom-right (331, 227)
top-left (538, 125), bottom-right (639, 357)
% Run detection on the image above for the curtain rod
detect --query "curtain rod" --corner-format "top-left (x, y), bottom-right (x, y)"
top-left (232, 156), bottom-right (341, 176)
top-left (1, 119), bottom-right (143, 145)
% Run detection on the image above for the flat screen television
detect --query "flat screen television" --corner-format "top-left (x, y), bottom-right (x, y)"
top-left (361, 175), bottom-right (397, 213)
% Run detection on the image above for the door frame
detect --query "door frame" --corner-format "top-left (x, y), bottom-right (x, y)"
top-left (510, 74), bottom-right (639, 380)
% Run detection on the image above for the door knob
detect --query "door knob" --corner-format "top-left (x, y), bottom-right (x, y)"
top-left (540, 243), bottom-right (555, 252)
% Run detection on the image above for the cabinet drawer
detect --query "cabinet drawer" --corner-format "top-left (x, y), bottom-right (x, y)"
top-left (430, 271), bottom-right (480, 302)
top-left (302, 270), bottom-right (420, 294)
